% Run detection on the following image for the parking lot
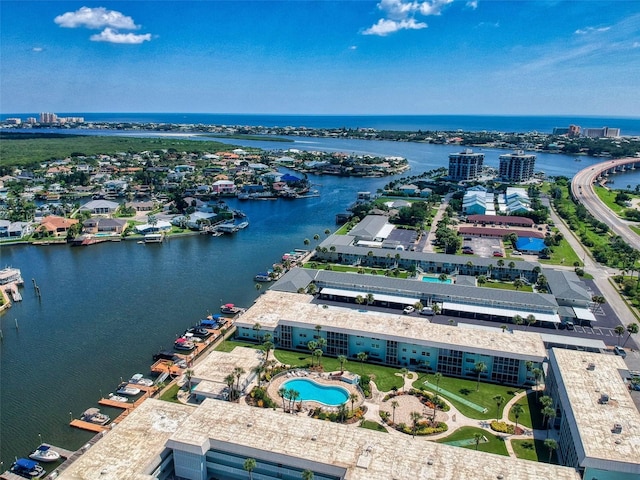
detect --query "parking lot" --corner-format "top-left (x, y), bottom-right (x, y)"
top-left (462, 237), bottom-right (503, 258)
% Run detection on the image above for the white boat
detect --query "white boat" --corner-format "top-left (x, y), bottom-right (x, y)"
top-left (116, 384), bottom-right (141, 396)
top-left (220, 303), bottom-right (243, 314)
top-left (174, 337), bottom-right (196, 351)
top-left (108, 393), bottom-right (129, 403)
top-left (254, 272), bottom-right (272, 282)
top-left (129, 373), bottom-right (154, 386)
top-left (81, 407), bottom-right (111, 425)
top-left (29, 444), bottom-right (61, 463)
top-left (236, 221), bottom-right (249, 229)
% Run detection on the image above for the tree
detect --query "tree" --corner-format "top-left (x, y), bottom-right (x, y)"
top-left (438, 273), bottom-right (448, 283)
top-left (338, 355), bottom-right (347, 373)
top-left (400, 367), bottom-right (408, 392)
top-left (303, 238), bottom-right (310, 247)
top-left (525, 314), bottom-right (537, 330)
top-left (350, 393), bottom-right (358, 414)
top-left (224, 374), bottom-right (236, 401)
top-left (614, 325), bottom-right (626, 345)
top-left (391, 400), bottom-right (399, 424)
top-left (622, 322), bottom-right (639, 347)
top-left (314, 324), bottom-right (323, 339)
top-left (255, 283), bottom-right (262, 294)
top-left (477, 275), bottom-right (487, 286)
top-left (544, 407), bottom-right (556, 437)
top-left (513, 279), bottom-right (524, 291)
top-left (433, 372), bottom-right (443, 419)
top-left (532, 368), bottom-right (543, 396)
top-left (366, 293), bottom-right (375, 305)
top-left (544, 438), bottom-right (558, 463)
top-left (508, 261), bottom-right (516, 270)
top-left (233, 367), bottom-right (246, 394)
top-left (355, 295), bottom-right (365, 306)
top-left (473, 432), bottom-right (483, 450)
top-left (278, 387), bottom-right (287, 411)
top-left (184, 368), bottom-right (194, 392)
top-left (357, 351), bottom-right (368, 374)
top-left (313, 348), bottom-right (323, 369)
top-left (313, 233), bottom-right (320, 246)
top-left (410, 411), bottom-right (422, 438)
top-left (324, 228), bottom-right (331, 236)
top-left (474, 362), bottom-right (487, 391)
top-left (253, 323), bottom-right (262, 342)
top-left (262, 340), bottom-right (274, 364)
top-left (243, 458), bottom-right (256, 480)
top-left (307, 340), bottom-right (318, 366)
top-left (512, 315), bottom-right (523, 328)
top-left (302, 470), bottom-right (314, 480)
top-left (511, 403), bottom-right (524, 432)
top-left (253, 364), bottom-right (265, 388)
top-left (493, 395), bottom-right (504, 421)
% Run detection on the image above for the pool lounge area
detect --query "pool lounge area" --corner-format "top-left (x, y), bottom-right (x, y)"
top-left (421, 275), bottom-right (453, 284)
top-left (282, 378), bottom-right (349, 406)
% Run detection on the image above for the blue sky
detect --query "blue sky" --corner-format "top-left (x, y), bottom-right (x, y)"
top-left (1, 0), bottom-right (639, 115)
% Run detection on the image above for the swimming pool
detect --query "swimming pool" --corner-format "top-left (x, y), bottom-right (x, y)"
top-left (421, 276), bottom-right (452, 284)
top-left (282, 378), bottom-right (349, 406)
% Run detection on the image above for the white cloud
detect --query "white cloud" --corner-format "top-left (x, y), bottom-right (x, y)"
top-left (466, 0), bottom-right (478, 9)
top-left (54, 6), bottom-right (138, 30)
top-left (349, 45), bottom-right (358, 50)
top-left (90, 28), bottom-right (151, 44)
top-left (32, 47), bottom-right (44, 52)
top-left (363, 18), bottom-right (427, 36)
top-left (575, 26), bottom-right (611, 35)
top-left (633, 42), bottom-right (640, 48)
top-left (363, 0), bottom-right (453, 36)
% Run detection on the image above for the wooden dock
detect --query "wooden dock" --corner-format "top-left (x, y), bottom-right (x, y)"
top-left (69, 419), bottom-right (109, 433)
top-left (98, 397), bottom-right (134, 409)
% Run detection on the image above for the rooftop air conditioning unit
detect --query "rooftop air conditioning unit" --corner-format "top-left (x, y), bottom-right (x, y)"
top-left (612, 423), bottom-right (623, 434)
top-left (599, 393), bottom-right (610, 404)
top-left (587, 363), bottom-right (596, 371)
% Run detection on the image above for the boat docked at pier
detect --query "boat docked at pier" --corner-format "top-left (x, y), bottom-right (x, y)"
top-left (254, 272), bottom-right (273, 282)
top-left (10, 458), bottom-right (46, 478)
top-left (108, 393), bottom-right (129, 403)
top-left (174, 336), bottom-right (196, 351)
top-left (28, 444), bottom-right (61, 463)
top-left (0, 266), bottom-right (23, 285)
top-left (116, 384), bottom-right (141, 396)
top-left (129, 373), bottom-right (154, 387)
top-left (81, 408), bottom-right (111, 425)
top-left (220, 303), bottom-right (243, 314)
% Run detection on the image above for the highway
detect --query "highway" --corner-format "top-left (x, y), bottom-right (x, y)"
top-left (571, 157), bottom-right (640, 249)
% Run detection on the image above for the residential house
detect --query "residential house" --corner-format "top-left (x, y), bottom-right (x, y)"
top-left (37, 215), bottom-right (79, 237)
top-left (79, 199), bottom-right (119, 215)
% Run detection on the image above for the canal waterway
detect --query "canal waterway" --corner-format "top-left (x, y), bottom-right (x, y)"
top-left (0, 136), bottom-right (632, 466)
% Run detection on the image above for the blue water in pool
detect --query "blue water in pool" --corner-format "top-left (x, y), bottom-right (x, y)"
top-left (422, 276), bottom-right (452, 284)
top-left (283, 379), bottom-right (349, 406)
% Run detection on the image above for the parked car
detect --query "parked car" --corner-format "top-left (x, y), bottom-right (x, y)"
top-left (493, 251), bottom-right (504, 257)
top-left (559, 320), bottom-right (574, 330)
top-left (511, 251), bottom-right (522, 256)
top-left (614, 346), bottom-right (627, 358)
top-left (462, 248), bottom-right (474, 254)
top-left (403, 306), bottom-right (415, 314)
top-left (420, 307), bottom-right (435, 316)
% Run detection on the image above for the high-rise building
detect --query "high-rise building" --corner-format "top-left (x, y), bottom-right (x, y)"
top-left (583, 127), bottom-right (620, 138)
top-left (448, 148), bottom-right (484, 181)
top-left (39, 112), bottom-right (58, 123)
top-left (499, 150), bottom-right (536, 182)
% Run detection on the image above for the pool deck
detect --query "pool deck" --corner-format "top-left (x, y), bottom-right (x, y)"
top-left (266, 370), bottom-right (363, 413)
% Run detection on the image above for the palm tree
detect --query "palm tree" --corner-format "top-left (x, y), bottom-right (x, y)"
top-left (432, 372), bottom-right (443, 419)
top-left (253, 322), bottom-right (262, 343)
top-left (313, 348), bottom-right (323, 369)
top-left (525, 314), bottom-right (536, 330)
top-left (532, 368), bottom-right (543, 396)
top-left (224, 374), bottom-right (236, 401)
top-left (474, 362), bottom-right (487, 391)
top-left (349, 393), bottom-right (358, 414)
top-left (252, 364), bottom-right (265, 388)
top-left (289, 389), bottom-right (300, 412)
top-left (314, 324), bottom-right (323, 339)
top-left (302, 469), bottom-right (315, 480)
top-left (243, 458), bottom-right (256, 480)
top-left (614, 325), bottom-right (626, 345)
top-left (355, 295), bottom-right (365, 306)
top-left (477, 275), bottom-right (487, 286)
top-left (541, 406), bottom-right (555, 434)
top-left (544, 438), bottom-right (558, 463)
top-left (278, 387), bottom-right (287, 411)
top-left (303, 238), bottom-right (310, 247)
top-left (357, 351), bottom-right (368, 374)
top-left (324, 228), bottom-right (331, 237)
top-left (513, 279), bottom-right (524, 291)
top-left (255, 283), bottom-right (262, 294)
top-left (313, 233), bottom-right (320, 247)
top-left (511, 403), bottom-right (524, 432)
top-left (307, 340), bottom-right (318, 366)
top-left (623, 322), bottom-right (640, 347)
top-left (366, 293), bottom-right (375, 305)
top-left (508, 261), bottom-right (515, 270)
top-left (400, 368), bottom-right (408, 392)
top-left (473, 432), bottom-right (483, 450)
top-left (438, 273), bottom-right (448, 282)
top-left (511, 315), bottom-right (523, 329)
top-left (337, 355), bottom-right (347, 373)
top-left (500, 324), bottom-right (508, 332)
top-left (410, 411), bottom-right (422, 438)
top-left (262, 340), bottom-right (274, 364)
top-left (184, 368), bottom-right (195, 393)
top-left (391, 400), bottom-right (399, 424)
top-left (493, 395), bottom-right (504, 421)
top-left (233, 367), bottom-right (246, 394)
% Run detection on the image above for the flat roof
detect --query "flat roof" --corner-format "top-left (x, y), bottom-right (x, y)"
top-left (58, 399), bottom-right (192, 480)
top-left (192, 346), bottom-right (263, 385)
top-left (168, 399), bottom-right (580, 480)
top-left (573, 307), bottom-right (597, 322)
top-left (320, 287), bottom-right (418, 305)
top-left (236, 291), bottom-right (547, 361)
top-left (549, 348), bottom-right (640, 473)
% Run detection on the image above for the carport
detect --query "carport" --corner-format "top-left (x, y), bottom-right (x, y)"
top-left (573, 307), bottom-right (597, 324)
top-left (441, 301), bottom-right (560, 324)
top-left (319, 287), bottom-right (418, 308)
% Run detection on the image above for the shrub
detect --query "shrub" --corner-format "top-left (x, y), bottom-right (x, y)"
top-left (490, 421), bottom-right (515, 434)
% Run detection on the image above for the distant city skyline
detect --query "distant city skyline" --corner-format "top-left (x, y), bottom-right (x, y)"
top-left (1, 1), bottom-right (639, 116)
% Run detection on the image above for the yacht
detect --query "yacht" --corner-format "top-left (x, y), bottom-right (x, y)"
top-left (29, 444), bottom-right (61, 463)
top-left (116, 383), bottom-right (141, 396)
top-left (108, 393), bottom-right (130, 403)
top-left (174, 337), bottom-right (196, 351)
top-left (129, 373), bottom-right (154, 386)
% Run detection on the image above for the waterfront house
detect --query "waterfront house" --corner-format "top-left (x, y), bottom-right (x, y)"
top-left (0, 220), bottom-right (31, 238)
top-left (82, 217), bottom-right (127, 235)
top-left (79, 199), bottom-right (120, 215)
top-left (36, 215), bottom-right (78, 237)
top-left (211, 180), bottom-right (236, 195)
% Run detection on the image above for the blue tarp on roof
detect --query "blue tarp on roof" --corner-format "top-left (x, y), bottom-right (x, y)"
top-left (281, 173), bottom-right (301, 183)
top-left (200, 319), bottom-right (218, 328)
top-left (516, 237), bottom-right (546, 252)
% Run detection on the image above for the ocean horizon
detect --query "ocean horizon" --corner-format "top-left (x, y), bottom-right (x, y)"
top-left (2, 113), bottom-right (640, 136)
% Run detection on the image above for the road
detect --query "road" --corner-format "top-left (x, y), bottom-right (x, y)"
top-left (571, 157), bottom-right (640, 249)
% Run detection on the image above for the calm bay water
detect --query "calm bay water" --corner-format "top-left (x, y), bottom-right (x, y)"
top-left (0, 122), bottom-right (638, 466)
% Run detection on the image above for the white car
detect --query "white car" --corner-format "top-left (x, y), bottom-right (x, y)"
top-left (403, 306), bottom-right (415, 314)
top-left (512, 251), bottom-right (522, 256)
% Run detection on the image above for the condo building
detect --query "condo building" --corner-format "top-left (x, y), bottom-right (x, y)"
top-left (448, 148), bottom-right (484, 181)
top-left (499, 151), bottom-right (536, 182)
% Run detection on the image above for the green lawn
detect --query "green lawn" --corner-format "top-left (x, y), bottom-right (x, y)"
top-left (594, 186), bottom-right (625, 215)
top-left (537, 238), bottom-right (582, 267)
top-left (511, 439), bottom-right (559, 464)
top-left (302, 263), bottom-right (410, 278)
top-left (436, 426), bottom-right (509, 456)
top-left (508, 391), bottom-right (546, 430)
top-left (359, 420), bottom-right (388, 433)
top-left (159, 383), bottom-right (181, 403)
top-left (413, 372), bottom-right (522, 420)
top-left (481, 281), bottom-right (533, 293)
top-left (631, 225), bottom-right (640, 236)
top-left (216, 341), bottom-right (405, 392)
